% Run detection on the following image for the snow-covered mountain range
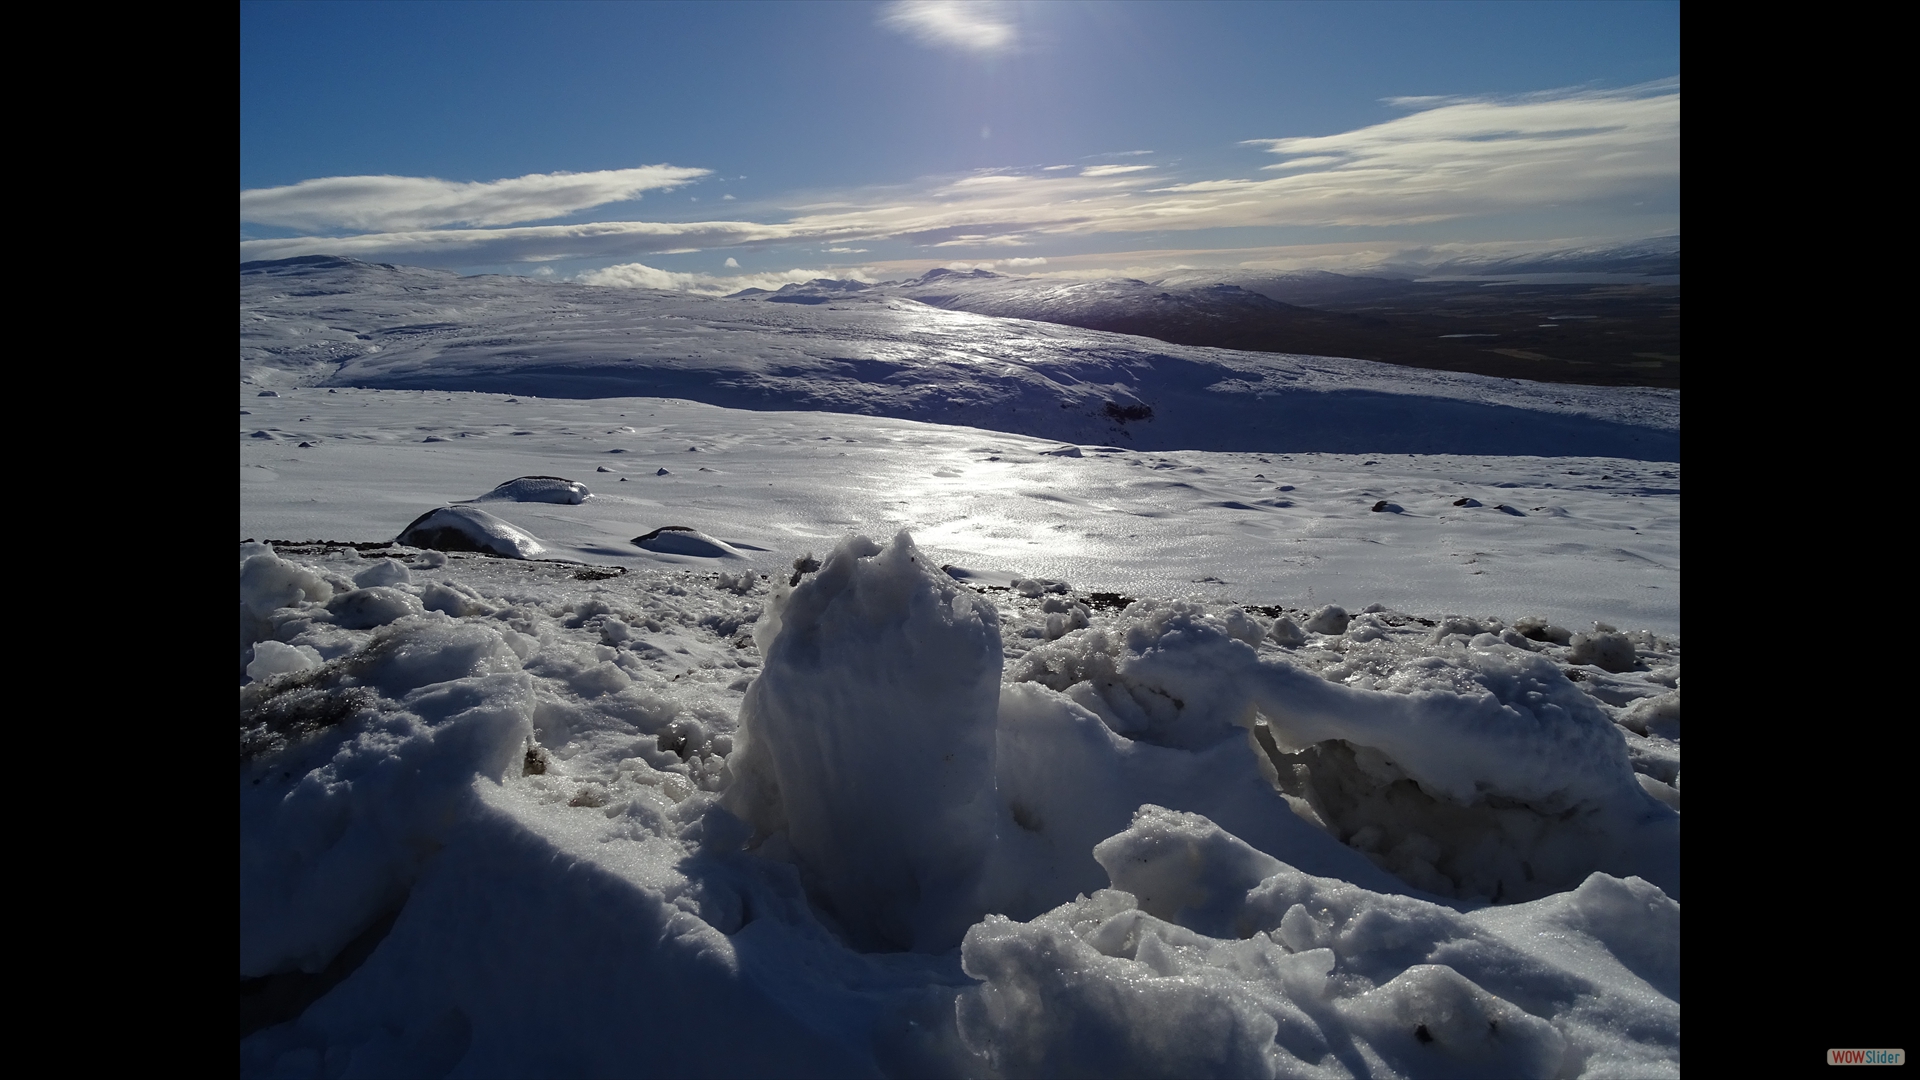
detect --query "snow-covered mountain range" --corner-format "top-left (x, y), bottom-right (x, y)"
top-left (243, 255), bottom-right (1678, 458)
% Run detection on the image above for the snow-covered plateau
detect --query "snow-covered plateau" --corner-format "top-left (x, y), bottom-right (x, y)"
top-left (240, 257), bottom-right (1679, 1078)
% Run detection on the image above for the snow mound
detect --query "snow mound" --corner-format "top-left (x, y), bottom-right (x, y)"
top-left (468, 475), bottom-right (590, 505)
top-left (631, 526), bottom-right (744, 559)
top-left (396, 506), bottom-right (545, 559)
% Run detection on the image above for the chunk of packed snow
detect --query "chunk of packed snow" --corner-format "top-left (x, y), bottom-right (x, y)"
top-left (1304, 604), bottom-right (1351, 635)
top-left (327, 586), bottom-right (426, 630)
top-left (1570, 630), bottom-right (1639, 672)
top-left (241, 549), bottom-right (336, 617)
top-left (246, 639), bottom-right (323, 682)
top-left (725, 532), bottom-right (1004, 951)
top-left (1514, 614), bottom-right (1573, 645)
top-left (351, 558), bottom-right (411, 589)
top-left (1268, 616), bottom-right (1307, 647)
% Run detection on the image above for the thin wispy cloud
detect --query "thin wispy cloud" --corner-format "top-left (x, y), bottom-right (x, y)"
top-left (238, 85), bottom-right (1675, 267)
top-left (880, 1), bottom-right (1015, 55)
top-left (1223, 82), bottom-right (1678, 225)
top-left (239, 165), bottom-right (710, 232)
top-left (930, 233), bottom-right (1031, 248)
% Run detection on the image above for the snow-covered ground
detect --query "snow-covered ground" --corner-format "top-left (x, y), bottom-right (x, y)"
top-left (240, 259), bottom-right (1679, 1078)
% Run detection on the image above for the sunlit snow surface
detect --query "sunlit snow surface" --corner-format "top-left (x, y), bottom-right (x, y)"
top-left (241, 389), bottom-right (1676, 636)
top-left (240, 261), bottom-right (1677, 1078)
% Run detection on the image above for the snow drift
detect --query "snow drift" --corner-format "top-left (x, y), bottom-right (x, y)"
top-left (240, 536), bottom-right (1679, 1077)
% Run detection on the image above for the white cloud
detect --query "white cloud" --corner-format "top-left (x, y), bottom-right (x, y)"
top-left (574, 262), bottom-right (875, 296)
top-left (1225, 83), bottom-right (1680, 225)
top-left (999, 257), bottom-right (1047, 267)
top-left (929, 235), bottom-right (1030, 248)
top-left (724, 257), bottom-right (739, 268)
top-left (239, 218), bottom-right (810, 265)
top-left (238, 85), bottom-right (1675, 269)
top-left (1080, 164), bottom-right (1154, 177)
top-left (239, 165), bottom-right (710, 231)
top-left (880, 1), bottom-right (1015, 54)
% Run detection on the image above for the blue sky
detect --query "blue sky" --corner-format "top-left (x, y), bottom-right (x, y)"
top-left (240, 1), bottom-right (1679, 288)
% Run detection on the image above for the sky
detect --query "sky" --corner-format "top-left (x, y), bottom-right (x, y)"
top-left (239, 0), bottom-right (1680, 288)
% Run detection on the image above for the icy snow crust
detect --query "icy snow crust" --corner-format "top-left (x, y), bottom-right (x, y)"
top-left (240, 534), bottom-right (1678, 1078)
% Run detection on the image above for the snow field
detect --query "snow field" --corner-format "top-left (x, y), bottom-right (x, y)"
top-left (241, 387), bottom-right (1679, 637)
top-left (240, 260), bottom-right (1680, 1077)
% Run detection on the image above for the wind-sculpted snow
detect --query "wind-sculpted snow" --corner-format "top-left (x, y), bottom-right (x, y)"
top-left (240, 536), bottom-right (1678, 1077)
top-left (241, 256), bottom-right (1679, 460)
top-left (960, 810), bottom-right (1677, 1079)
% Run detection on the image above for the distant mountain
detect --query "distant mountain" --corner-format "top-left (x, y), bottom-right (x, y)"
top-left (1147, 269), bottom-right (1417, 308)
top-left (726, 278), bottom-right (877, 304)
top-left (884, 272), bottom-right (1399, 359)
top-left (1395, 236), bottom-right (1681, 279)
top-left (742, 239), bottom-right (1681, 388)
